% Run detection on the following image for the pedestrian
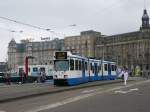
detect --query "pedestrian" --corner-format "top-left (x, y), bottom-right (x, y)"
top-left (118, 67), bottom-right (125, 81)
top-left (5, 72), bottom-right (11, 85)
top-left (23, 72), bottom-right (27, 83)
top-left (41, 71), bottom-right (46, 83)
top-left (37, 69), bottom-right (41, 83)
top-left (123, 68), bottom-right (129, 86)
top-left (121, 69), bottom-right (125, 81)
top-left (19, 70), bottom-right (23, 84)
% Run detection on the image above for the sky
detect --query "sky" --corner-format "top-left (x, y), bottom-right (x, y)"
top-left (0, 0), bottom-right (150, 61)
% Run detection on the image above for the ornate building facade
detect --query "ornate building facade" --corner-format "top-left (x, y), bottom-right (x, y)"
top-left (8, 38), bottom-right (64, 71)
top-left (96, 9), bottom-right (150, 74)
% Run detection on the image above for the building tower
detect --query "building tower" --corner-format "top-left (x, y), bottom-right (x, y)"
top-left (7, 38), bottom-right (17, 71)
top-left (141, 9), bottom-right (150, 29)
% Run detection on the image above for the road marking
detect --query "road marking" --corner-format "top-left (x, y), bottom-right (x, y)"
top-left (81, 88), bottom-right (102, 94)
top-left (0, 110), bottom-right (6, 112)
top-left (26, 86), bottom-right (125, 112)
top-left (26, 93), bottom-right (96, 112)
top-left (115, 90), bottom-right (128, 94)
top-left (115, 88), bottom-right (139, 94)
top-left (82, 89), bottom-right (97, 93)
top-left (26, 80), bottom-right (149, 112)
top-left (130, 88), bottom-right (139, 91)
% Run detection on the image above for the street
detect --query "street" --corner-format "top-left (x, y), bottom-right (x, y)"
top-left (0, 79), bottom-right (150, 112)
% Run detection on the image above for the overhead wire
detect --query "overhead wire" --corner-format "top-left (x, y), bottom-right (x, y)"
top-left (0, 16), bottom-right (48, 31)
top-left (0, 0), bottom-right (132, 38)
top-left (0, 16), bottom-right (64, 38)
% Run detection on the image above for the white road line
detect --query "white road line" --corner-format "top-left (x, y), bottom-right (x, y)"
top-left (82, 89), bottom-right (97, 93)
top-left (81, 88), bottom-right (102, 94)
top-left (26, 80), bottom-right (149, 112)
top-left (115, 90), bottom-right (128, 94)
top-left (130, 88), bottom-right (139, 91)
top-left (115, 88), bottom-right (139, 94)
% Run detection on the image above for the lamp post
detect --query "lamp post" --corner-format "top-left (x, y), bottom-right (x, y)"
top-left (101, 39), bottom-right (105, 80)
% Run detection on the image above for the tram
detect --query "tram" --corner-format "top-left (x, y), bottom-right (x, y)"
top-left (53, 51), bottom-right (117, 86)
top-left (2, 64), bottom-right (54, 83)
top-left (18, 65), bottom-right (53, 76)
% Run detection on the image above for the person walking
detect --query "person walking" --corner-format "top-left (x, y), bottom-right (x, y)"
top-left (20, 70), bottom-right (23, 84)
top-left (5, 72), bottom-right (11, 85)
top-left (23, 72), bottom-right (27, 83)
top-left (41, 71), bottom-right (46, 83)
top-left (118, 67), bottom-right (125, 81)
top-left (37, 69), bottom-right (41, 83)
top-left (123, 68), bottom-right (129, 86)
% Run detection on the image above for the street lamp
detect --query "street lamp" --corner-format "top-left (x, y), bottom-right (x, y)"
top-left (101, 39), bottom-right (106, 80)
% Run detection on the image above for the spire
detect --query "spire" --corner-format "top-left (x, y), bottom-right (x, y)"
top-left (8, 38), bottom-right (16, 47)
top-left (144, 0), bottom-right (146, 9)
top-left (141, 9), bottom-right (150, 29)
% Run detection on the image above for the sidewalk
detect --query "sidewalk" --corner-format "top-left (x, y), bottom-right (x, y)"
top-left (0, 77), bottom-right (146, 103)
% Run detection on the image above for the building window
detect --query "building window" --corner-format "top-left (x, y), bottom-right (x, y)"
top-left (146, 65), bottom-right (149, 70)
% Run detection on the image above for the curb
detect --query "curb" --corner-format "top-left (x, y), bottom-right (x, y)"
top-left (0, 80), bottom-right (127, 103)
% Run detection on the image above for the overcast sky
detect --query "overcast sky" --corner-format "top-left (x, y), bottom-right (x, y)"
top-left (0, 0), bottom-right (150, 61)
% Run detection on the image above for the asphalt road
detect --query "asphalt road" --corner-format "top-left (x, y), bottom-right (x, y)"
top-left (0, 80), bottom-right (150, 112)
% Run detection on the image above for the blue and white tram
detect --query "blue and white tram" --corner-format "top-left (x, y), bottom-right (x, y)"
top-left (53, 51), bottom-right (117, 86)
top-left (17, 64), bottom-right (53, 80)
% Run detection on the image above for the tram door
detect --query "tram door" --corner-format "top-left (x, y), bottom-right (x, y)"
top-left (108, 63), bottom-right (111, 78)
top-left (82, 60), bottom-right (85, 78)
top-left (94, 63), bottom-right (98, 77)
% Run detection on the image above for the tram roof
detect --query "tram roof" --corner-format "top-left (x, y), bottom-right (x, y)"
top-left (55, 51), bottom-right (116, 63)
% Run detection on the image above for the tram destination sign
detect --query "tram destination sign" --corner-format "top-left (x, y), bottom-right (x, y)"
top-left (55, 52), bottom-right (67, 59)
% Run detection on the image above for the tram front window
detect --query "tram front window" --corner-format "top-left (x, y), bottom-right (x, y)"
top-left (55, 60), bottom-right (69, 71)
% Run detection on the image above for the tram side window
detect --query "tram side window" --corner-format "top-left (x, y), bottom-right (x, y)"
top-left (90, 63), bottom-right (92, 72)
top-left (104, 64), bottom-right (108, 71)
top-left (115, 65), bottom-right (117, 71)
top-left (70, 59), bottom-right (74, 70)
top-left (28, 67), bottom-right (30, 72)
top-left (40, 67), bottom-right (45, 72)
top-left (33, 67), bottom-right (38, 72)
top-left (92, 64), bottom-right (94, 73)
top-left (111, 65), bottom-right (115, 71)
top-left (85, 62), bottom-right (88, 70)
top-left (79, 60), bottom-right (82, 70)
top-left (95, 63), bottom-right (98, 74)
top-left (75, 60), bottom-right (79, 70)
